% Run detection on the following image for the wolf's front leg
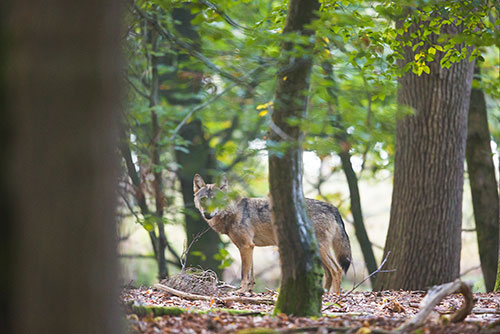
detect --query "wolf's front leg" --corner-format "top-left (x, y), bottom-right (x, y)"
top-left (238, 244), bottom-right (255, 292)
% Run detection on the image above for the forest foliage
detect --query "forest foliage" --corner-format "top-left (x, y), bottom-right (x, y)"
top-left (120, 0), bottom-right (500, 289)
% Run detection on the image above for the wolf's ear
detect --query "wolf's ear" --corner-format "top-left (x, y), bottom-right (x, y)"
top-left (193, 174), bottom-right (206, 193)
top-left (219, 175), bottom-right (228, 191)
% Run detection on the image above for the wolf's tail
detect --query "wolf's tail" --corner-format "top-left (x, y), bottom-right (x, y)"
top-left (332, 209), bottom-right (352, 273)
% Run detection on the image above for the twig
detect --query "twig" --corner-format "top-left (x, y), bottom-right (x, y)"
top-left (154, 283), bottom-right (275, 305)
top-left (198, 0), bottom-right (251, 33)
top-left (130, 0), bottom-right (251, 88)
top-left (180, 227), bottom-right (211, 271)
top-left (396, 279), bottom-right (474, 333)
top-left (125, 75), bottom-right (150, 99)
top-left (334, 251), bottom-right (395, 303)
top-left (168, 82), bottom-right (237, 141)
top-left (460, 265), bottom-right (481, 277)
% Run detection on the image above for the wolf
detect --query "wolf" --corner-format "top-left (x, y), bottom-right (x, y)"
top-left (193, 174), bottom-right (352, 293)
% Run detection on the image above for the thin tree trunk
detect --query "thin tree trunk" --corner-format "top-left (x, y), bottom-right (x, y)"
top-left (466, 65), bottom-right (499, 292)
top-left (494, 49), bottom-right (500, 293)
top-left (338, 150), bottom-right (378, 284)
top-left (7, 0), bottom-right (122, 333)
top-left (167, 7), bottom-right (222, 274)
top-left (374, 19), bottom-right (475, 290)
top-left (321, 61), bottom-right (378, 285)
top-left (149, 31), bottom-right (169, 279)
top-left (269, 0), bottom-right (323, 317)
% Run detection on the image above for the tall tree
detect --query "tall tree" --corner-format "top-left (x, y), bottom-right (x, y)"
top-left (7, 0), bottom-right (122, 333)
top-left (168, 6), bottom-right (222, 274)
top-left (374, 14), bottom-right (475, 290)
top-left (269, 0), bottom-right (323, 316)
top-left (466, 65), bottom-right (499, 292)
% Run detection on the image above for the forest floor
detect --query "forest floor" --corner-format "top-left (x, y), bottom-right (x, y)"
top-left (122, 285), bottom-right (500, 334)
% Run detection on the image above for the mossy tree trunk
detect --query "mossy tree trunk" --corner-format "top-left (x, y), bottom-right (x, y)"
top-left (374, 18), bottom-right (475, 290)
top-left (269, 0), bottom-right (323, 317)
top-left (465, 65), bottom-right (499, 292)
top-left (7, 0), bottom-right (122, 333)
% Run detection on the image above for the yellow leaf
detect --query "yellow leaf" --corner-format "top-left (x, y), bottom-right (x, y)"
top-left (256, 104), bottom-right (267, 110)
top-left (209, 298), bottom-right (215, 307)
top-left (259, 110), bottom-right (268, 117)
top-left (356, 327), bottom-right (371, 334)
top-left (322, 36), bottom-right (330, 44)
top-left (283, 76), bottom-right (287, 81)
top-left (428, 47), bottom-right (436, 55)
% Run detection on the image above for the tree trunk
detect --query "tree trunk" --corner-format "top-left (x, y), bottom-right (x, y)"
top-left (0, 3), bottom-right (12, 332)
top-left (374, 20), bottom-right (475, 290)
top-left (7, 0), bottom-right (122, 333)
top-left (339, 150), bottom-right (378, 284)
top-left (465, 65), bottom-right (499, 292)
top-left (176, 120), bottom-right (222, 274)
top-left (321, 60), bottom-right (378, 286)
top-left (269, 0), bottom-right (323, 317)
top-left (166, 7), bottom-right (222, 274)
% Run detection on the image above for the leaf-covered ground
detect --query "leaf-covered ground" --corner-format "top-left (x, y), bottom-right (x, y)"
top-left (122, 287), bottom-right (500, 333)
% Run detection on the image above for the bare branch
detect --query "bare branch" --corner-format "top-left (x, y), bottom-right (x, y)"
top-left (334, 251), bottom-right (395, 304)
top-left (396, 279), bottom-right (474, 333)
top-left (155, 283), bottom-right (275, 305)
top-left (180, 227), bottom-right (212, 271)
top-left (168, 82), bottom-right (238, 141)
top-left (198, 0), bottom-right (251, 33)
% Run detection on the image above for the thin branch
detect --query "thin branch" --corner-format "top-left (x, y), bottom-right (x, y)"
top-left (198, 0), bottom-right (251, 33)
top-left (334, 251), bottom-right (394, 303)
top-left (168, 82), bottom-right (238, 141)
top-left (155, 283), bottom-right (275, 305)
top-left (125, 75), bottom-right (150, 99)
top-left (180, 227), bottom-right (212, 271)
top-left (130, 0), bottom-right (251, 88)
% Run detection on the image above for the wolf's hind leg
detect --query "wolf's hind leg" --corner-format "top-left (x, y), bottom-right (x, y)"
top-left (319, 245), bottom-right (342, 293)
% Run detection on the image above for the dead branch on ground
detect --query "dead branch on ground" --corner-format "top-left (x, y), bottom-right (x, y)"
top-left (396, 279), bottom-right (474, 333)
top-left (154, 283), bottom-right (275, 305)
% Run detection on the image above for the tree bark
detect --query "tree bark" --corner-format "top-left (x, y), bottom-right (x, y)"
top-left (269, 0), bottom-right (323, 317)
top-left (7, 0), bottom-right (122, 333)
top-left (167, 6), bottom-right (222, 274)
top-left (0, 3), bottom-right (12, 332)
top-left (465, 65), bottom-right (499, 292)
top-left (321, 60), bottom-right (378, 286)
top-left (176, 120), bottom-right (222, 274)
top-left (339, 150), bottom-right (378, 285)
top-left (374, 19), bottom-right (475, 290)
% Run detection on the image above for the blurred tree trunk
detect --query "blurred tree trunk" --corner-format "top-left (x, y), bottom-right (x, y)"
top-left (374, 19), bottom-right (475, 290)
top-left (7, 0), bottom-right (122, 333)
top-left (465, 65), bottom-right (499, 292)
top-left (269, 0), bottom-right (323, 317)
top-left (0, 2), bottom-right (12, 332)
top-left (165, 6), bottom-right (222, 274)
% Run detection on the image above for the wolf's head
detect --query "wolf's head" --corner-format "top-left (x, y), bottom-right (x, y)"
top-left (193, 174), bottom-right (228, 221)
